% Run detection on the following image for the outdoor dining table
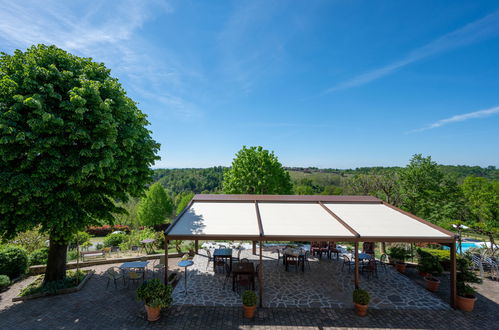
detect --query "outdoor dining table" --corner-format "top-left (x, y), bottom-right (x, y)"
top-left (283, 248), bottom-right (305, 272)
top-left (213, 248), bottom-right (233, 272)
top-left (232, 262), bottom-right (255, 291)
top-left (140, 239), bottom-right (156, 254)
top-left (119, 261), bottom-right (149, 280)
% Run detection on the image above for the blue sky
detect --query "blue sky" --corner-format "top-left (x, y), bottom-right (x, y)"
top-left (1, 0), bottom-right (498, 168)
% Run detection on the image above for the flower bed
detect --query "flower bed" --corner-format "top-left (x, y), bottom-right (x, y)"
top-left (13, 270), bottom-right (93, 301)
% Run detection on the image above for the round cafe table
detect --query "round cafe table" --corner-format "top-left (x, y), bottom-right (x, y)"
top-left (178, 259), bottom-right (194, 295)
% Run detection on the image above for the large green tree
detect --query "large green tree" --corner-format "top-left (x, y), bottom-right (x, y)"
top-left (137, 182), bottom-right (173, 226)
top-left (0, 45), bottom-right (159, 281)
top-left (461, 176), bottom-right (499, 251)
top-left (223, 146), bottom-right (292, 194)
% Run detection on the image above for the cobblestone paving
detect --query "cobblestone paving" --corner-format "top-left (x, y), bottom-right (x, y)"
top-left (173, 249), bottom-right (449, 309)
top-left (0, 258), bottom-right (497, 329)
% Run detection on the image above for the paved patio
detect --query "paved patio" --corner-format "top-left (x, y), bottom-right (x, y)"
top-left (0, 258), bottom-right (497, 329)
top-left (173, 248), bottom-right (449, 309)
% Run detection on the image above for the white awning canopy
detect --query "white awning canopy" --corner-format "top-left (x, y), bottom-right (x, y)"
top-left (165, 194), bottom-right (455, 243)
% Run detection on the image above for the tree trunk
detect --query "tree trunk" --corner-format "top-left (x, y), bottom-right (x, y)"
top-left (44, 237), bottom-right (68, 283)
top-left (381, 242), bottom-right (386, 254)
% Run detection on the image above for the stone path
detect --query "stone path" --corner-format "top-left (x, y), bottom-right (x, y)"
top-left (173, 249), bottom-right (449, 309)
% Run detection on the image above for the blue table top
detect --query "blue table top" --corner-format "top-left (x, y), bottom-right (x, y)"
top-left (178, 260), bottom-right (194, 267)
top-left (213, 248), bottom-right (233, 256)
top-left (120, 261), bottom-right (148, 269)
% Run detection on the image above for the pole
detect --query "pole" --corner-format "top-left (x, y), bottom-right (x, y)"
top-left (252, 241), bottom-right (257, 255)
top-left (354, 242), bottom-right (359, 289)
top-left (164, 238), bottom-right (169, 284)
top-left (259, 240), bottom-right (263, 307)
top-left (195, 240), bottom-right (199, 254)
top-left (450, 241), bottom-right (457, 308)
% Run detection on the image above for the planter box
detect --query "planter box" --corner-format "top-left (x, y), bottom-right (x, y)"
top-left (12, 270), bottom-right (94, 302)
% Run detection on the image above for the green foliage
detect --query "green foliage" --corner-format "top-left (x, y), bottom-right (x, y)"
top-left (119, 228), bottom-right (156, 251)
top-left (388, 246), bottom-right (411, 262)
top-left (456, 257), bottom-right (482, 297)
top-left (6, 228), bottom-right (48, 253)
top-left (0, 44), bottom-right (159, 280)
top-left (67, 249), bottom-right (79, 261)
top-left (416, 248), bottom-right (443, 275)
top-left (0, 245), bottom-right (29, 279)
top-left (352, 289), bottom-right (370, 305)
top-left (113, 197), bottom-right (140, 229)
top-left (153, 167), bottom-right (225, 194)
top-left (172, 240), bottom-right (184, 253)
top-left (137, 182), bottom-right (173, 226)
top-left (29, 247), bottom-right (49, 266)
top-left (71, 231), bottom-right (91, 245)
top-left (103, 233), bottom-right (127, 247)
top-left (418, 248), bottom-right (450, 268)
top-left (20, 270), bottom-right (87, 296)
top-left (175, 192), bottom-right (194, 215)
top-left (136, 279), bottom-right (172, 308)
top-left (223, 146), bottom-right (292, 194)
top-left (0, 274), bottom-right (10, 289)
top-left (242, 290), bottom-right (257, 306)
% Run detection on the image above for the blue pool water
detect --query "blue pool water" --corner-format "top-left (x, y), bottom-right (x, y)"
top-left (442, 242), bottom-right (481, 252)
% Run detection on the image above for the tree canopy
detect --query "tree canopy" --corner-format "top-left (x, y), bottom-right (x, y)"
top-left (223, 146), bottom-right (293, 194)
top-left (137, 182), bottom-right (173, 226)
top-left (0, 45), bottom-right (159, 281)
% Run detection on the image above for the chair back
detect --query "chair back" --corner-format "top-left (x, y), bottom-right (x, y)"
top-left (240, 258), bottom-right (250, 263)
top-left (205, 249), bottom-right (212, 259)
top-left (380, 253), bottom-right (388, 263)
top-left (342, 255), bottom-right (350, 263)
top-left (128, 271), bottom-right (141, 280)
top-left (225, 263), bottom-right (231, 275)
top-left (106, 267), bottom-right (120, 279)
top-left (159, 255), bottom-right (166, 265)
top-left (237, 249), bottom-right (242, 259)
top-left (255, 264), bottom-right (261, 276)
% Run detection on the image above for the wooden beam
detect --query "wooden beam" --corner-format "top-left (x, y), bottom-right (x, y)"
top-left (450, 241), bottom-right (457, 308)
top-left (164, 238), bottom-right (169, 284)
top-left (354, 242), bottom-right (359, 289)
top-left (194, 240), bottom-right (199, 253)
top-left (252, 241), bottom-right (257, 255)
top-left (255, 201), bottom-right (264, 237)
top-left (259, 240), bottom-right (263, 307)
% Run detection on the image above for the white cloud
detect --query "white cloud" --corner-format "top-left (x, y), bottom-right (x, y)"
top-left (0, 0), bottom-right (200, 120)
top-left (326, 10), bottom-right (499, 92)
top-left (409, 105), bottom-right (499, 133)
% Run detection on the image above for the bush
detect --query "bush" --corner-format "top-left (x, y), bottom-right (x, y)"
top-left (417, 248), bottom-right (443, 275)
top-left (0, 245), bottom-right (29, 279)
top-left (136, 279), bottom-right (172, 308)
top-left (0, 275), bottom-right (10, 289)
top-left (419, 248), bottom-right (450, 270)
top-left (242, 290), bottom-right (257, 306)
top-left (67, 249), bottom-right (79, 261)
top-left (29, 247), bottom-right (49, 266)
top-left (353, 289), bottom-right (370, 305)
top-left (103, 233), bottom-right (127, 247)
top-left (388, 246), bottom-right (411, 262)
top-left (119, 228), bottom-right (156, 251)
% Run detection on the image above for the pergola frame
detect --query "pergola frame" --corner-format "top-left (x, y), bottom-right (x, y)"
top-left (164, 194), bottom-right (457, 308)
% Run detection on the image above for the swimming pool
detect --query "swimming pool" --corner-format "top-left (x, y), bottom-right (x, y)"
top-left (442, 242), bottom-right (482, 252)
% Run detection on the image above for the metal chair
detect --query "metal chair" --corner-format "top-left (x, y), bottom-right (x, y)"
top-left (125, 270), bottom-right (142, 288)
top-left (223, 263), bottom-right (232, 288)
top-left (205, 249), bottom-right (214, 269)
top-left (105, 267), bottom-right (124, 289)
top-left (301, 251), bottom-right (312, 270)
top-left (153, 256), bottom-right (166, 278)
top-left (275, 249), bottom-right (284, 267)
top-left (342, 255), bottom-right (354, 272)
top-left (483, 257), bottom-right (498, 280)
top-left (232, 248), bottom-right (242, 263)
top-left (377, 253), bottom-right (388, 271)
top-left (240, 258), bottom-right (250, 263)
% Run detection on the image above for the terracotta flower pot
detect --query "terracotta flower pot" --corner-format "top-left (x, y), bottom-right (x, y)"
top-left (354, 303), bottom-right (368, 316)
top-left (424, 277), bottom-right (440, 292)
top-left (243, 305), bottom-right (256, 319)
top-left (395, 262), bottom-right (406, 273)
top-left (419, 271), bottom-right (429, 277)
top-left (145, 305), bottom-right (161, 322)
top-left (456, 295), bottom-right (476, 312)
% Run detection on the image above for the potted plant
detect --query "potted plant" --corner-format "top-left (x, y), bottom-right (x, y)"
top-left (242, 290), bottom-right (257, 319)
top-left (456, 257), bottom-right (482, 312)
top-left (388, 246), bottom-right (411, 273)
top-left (352, 288), bottom-right (370, 316)
top-left (136, 279), bottom-right (173, 321)
top-left (417, 249), bottom-right (443, 292)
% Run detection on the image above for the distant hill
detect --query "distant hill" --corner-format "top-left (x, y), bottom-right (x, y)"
top-left (152, 164), bottom-right (498, 195)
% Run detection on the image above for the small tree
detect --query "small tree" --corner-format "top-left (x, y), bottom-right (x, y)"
top-left (138, 183), bottom-right (173, 226)
top-left (0, 45), bottom-right (159, 282)
top-left (223, 146), bottom-right (292, 194)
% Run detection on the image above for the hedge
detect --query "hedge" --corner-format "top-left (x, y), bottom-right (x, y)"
top-left (29, 247), bottom-right (49, 266)
top-left (419, 248), bottom-right (451, 270)
top-left (0, 245), bottom-right (29, 279)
